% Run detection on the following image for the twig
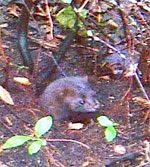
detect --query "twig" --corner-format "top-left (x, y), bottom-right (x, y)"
top-left (22, 0), bottom-right (54, 39)
top-left (134, 72), bottom-right (149, 101)
top-left (47, 54), bottom-right (66, 77)
top-left (91, 34), bottom-right (150, 121)
top-left (0, 119), bottom-right (16, 135)
top-left (19, 0), bottom-right (42, 75)
top-left (117, 0), bottom-right (131, 51)
top-left (117, 0), bottom-right (150, 121)
top-left (42, 147), bottom-right (65, 167)
top-left (121, 77), bottom-right (133, 125)
top-left (46, 138), bottom-right (90, 149)
top-left (145, 140), bottom-right (150, 162)
top-left (104, 152), bottom-right (141, 167)
top-left (78, 0), bottom-right (89, 12)
top-left (136, 4), bottom-right (150, 34)
top-left (92, 35), bottom-right (123, 55)
top-left (45, 0), bottom-right (54, 39)
top-left (0, 29), bottom-right (10, 87)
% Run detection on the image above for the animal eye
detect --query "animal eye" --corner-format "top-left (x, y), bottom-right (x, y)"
top-left (79, 100), bottom-right (85, 105)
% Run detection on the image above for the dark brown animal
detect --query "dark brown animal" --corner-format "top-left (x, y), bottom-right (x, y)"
top-left (40, 76), bottom-right (100, 121)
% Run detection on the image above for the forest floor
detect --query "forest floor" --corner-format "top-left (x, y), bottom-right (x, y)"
top-left (0, 3), bottom-right (150, 167)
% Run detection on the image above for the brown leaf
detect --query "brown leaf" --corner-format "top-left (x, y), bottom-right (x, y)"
top-left (137, 2), bottom-right (150, 13)
top-left (107, 19), bottom-right (118, 28)
top-left (0, 161), bottom-right (8, 167)
top-left (68, 122), bottom-right (84, 130)
top-left (132, 96), bottom-right (150, 107)
top-left (0, 23), bottom-right (8, 28)
top-left (99, 75), bottom-right (110, 80)
top-left (114, 145), bottom-right (126, 155)
top-left (81, 161), bottom-right (89, 167)
top-left (13, 77), bottom-right (31, 86)
top-left (0, 86), bottom-right (14, 105)
top-left (7, 5), bottom-right (20, 17)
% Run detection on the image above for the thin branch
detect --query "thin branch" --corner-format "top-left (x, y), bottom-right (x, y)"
top-left (0, 29), bottom-right (10, 87)
top-left (78, 0), bottom-right (89, 11)
top-left (45, 0), bottom-right (54, 39)
top-left (46, 138), bottom-right (90, 149)
top-left (91, 34), bottom-right (150, 121)
top-left (47, 54), bottom-right (66, 77)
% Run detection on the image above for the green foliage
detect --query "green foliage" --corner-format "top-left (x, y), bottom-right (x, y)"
top-left (77, 9), bottom-right (88, 19)
top-left (1, 116), bottom-right (53, 155)
top-left (10, 62), bottom-right (29, 70)
top-left (61, 0), bottom-right (72, 4)
top-left (56, 5), bottom-right (88, 31)
top-left (27, 140), bottom-right (43, 155)
top-left (97, 116), bottom-right (114, 127)
top-left (104, 126), bottom-right (117, 142)
top-left (97, 116), bottom-right (117, 142)
top-left (56, 6), bottom-right (77, 29)
top-left (2, 135), bottom-right (32, 149)
top-left (34, 116), bottom-right (53, 137)
top-left (1, 115), bottom-right (117, 154)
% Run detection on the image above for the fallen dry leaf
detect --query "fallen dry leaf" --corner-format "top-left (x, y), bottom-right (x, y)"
top-left (0, 23), bottom-right (8, 28)
top-left (99, 75), bottom-right (110, 80)
top-left (132, 96), bottom-right (150, 107)
top-left (107, 19), bottom-right (118, 28)
top-left (68, 122), bottom-right (84, 130)
top-left (137, 2), bottom-right (150, 13)
top-left (81, 161), bottom-right (89, 167)
top-left (0, 161), bottom-right (8, 167)
top-left (13, 77), bottom-right (31, 86)
top-left (0, 86), bottom-right (14, 105)
top-left (7, 5), bottom-right (20, 17)
top-left (114, 145), bottom-right (126, 155)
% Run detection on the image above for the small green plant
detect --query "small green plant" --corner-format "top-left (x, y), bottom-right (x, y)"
top-left (10, 62), bottom-right (29, 70)
top-left (97, 116), bottom-right (118, 142)
top-left (1, 115), bottom-right (117, 155)
top-left (56, 6), bottom-right (87, 29)
top-left (61, 0), bottom-right (72, 4)
top-left (1, 116), bottom-right (53, 155)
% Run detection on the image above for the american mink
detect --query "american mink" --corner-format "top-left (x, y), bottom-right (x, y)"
top-left (40, 76), bottom-right (100, 122)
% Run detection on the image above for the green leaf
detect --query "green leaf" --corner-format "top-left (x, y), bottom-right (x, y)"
top-left (41, 139), bottom-right (47, 146)
top-left (27, 140), bottom-right (43, 155)
top-left (77, 9), bottom-right (88, 19)
top-left (105, 126), bottom-right (117, 142)
top-left (61, 0), bottom-right (72, 4)
top-left (2, 135), bottom-right (32, 149)
top-left (97, 116), bottom-right (114, 127)
top-left (34, 116), bottom-right (53, 137)
top-left (56, 6), bottom-right (77, 29)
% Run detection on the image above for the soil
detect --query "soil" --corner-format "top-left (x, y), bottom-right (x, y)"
top-left (0, 6), bottom-right (150, 167)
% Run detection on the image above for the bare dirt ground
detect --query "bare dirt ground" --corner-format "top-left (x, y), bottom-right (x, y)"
top-left (0, 4), bottom-right (150, 167)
